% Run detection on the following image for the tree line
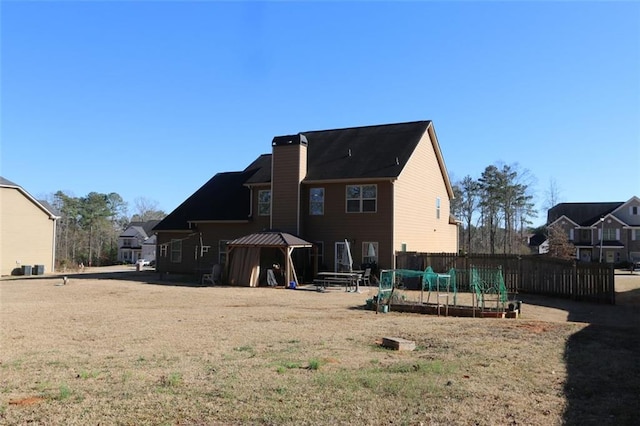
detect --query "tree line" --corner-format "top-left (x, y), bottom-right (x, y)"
top-left (450, 163), bottom-right (538, 255)
top-left (51, 192), bottom-right (166, 269)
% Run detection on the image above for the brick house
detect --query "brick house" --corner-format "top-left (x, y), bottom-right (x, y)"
top-left (547, 196), bottom-right (640, 264)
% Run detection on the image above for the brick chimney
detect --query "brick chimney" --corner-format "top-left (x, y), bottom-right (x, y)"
top-left (270, 133), bottom-right (308, 235)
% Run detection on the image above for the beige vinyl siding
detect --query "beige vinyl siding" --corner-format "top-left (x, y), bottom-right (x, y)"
top-left (1, 187), bottom-right (56, 276)
top-left (301, 181), bottom-right (394, 270)
top-left (393, 130), bottom-right (458, 255)
top-left (271, 144), bottom-right (306, 234)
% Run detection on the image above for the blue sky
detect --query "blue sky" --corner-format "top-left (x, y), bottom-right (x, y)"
top-left (2, 1), bottom-right (639, 226)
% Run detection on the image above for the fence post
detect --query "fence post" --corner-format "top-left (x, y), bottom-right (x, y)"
top-left (572, 261), bottom-right (577, 301)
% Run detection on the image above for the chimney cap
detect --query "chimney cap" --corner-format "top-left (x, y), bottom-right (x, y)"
top-left (272, 133), bottom-right (308, 147)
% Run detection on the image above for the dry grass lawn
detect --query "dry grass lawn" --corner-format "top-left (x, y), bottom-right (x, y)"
top-left (1, 268), bottom-right (639, 425)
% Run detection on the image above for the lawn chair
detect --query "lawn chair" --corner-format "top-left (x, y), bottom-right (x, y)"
top-left (266, 269), bottom-right (278, 287)
top-left (359, 268), bottom-right (372, 287)
top-left (202, 264), bottom-right (221, 286)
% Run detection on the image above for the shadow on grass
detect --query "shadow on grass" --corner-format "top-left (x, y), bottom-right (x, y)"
top-left (522, 288), bottom-right (640, 425)
top-left (4, 268), bottom-right (211, 288)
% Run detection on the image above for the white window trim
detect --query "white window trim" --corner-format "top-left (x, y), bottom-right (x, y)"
top-left (310, 187), bottom-right (324, 216)
top-left (345, 184), bottom-right (377, 213)
top-left (258, 190), bottom-right (271, 216)
top-left (362, 241), bottom-right (378, 265)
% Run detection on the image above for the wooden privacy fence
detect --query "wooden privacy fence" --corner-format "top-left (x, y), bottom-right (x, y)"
top-left (395, 252), bottom-right (615, 304)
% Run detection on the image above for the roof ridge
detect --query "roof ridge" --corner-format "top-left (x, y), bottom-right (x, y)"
top-left (300, 120), bottom-right (431, 135)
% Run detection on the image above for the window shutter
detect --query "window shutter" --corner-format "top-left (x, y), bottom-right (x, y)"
top-left (616, 229), bottom-right (620, 240)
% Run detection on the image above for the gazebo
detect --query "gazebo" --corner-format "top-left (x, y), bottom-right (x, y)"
top-left (226, 231), bottom-right (315, 287)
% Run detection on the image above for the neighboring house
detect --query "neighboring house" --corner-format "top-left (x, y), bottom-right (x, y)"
top-left (527, 232), bottom-right (548, 255)
top-left (153, 120), bottom-right (459, 282)
top-left (117, 220), bottom-right (160, 264)
top-left (0, 177), bottom-right (60, 276)
top-left (547, 196), bottom-right (640, 264)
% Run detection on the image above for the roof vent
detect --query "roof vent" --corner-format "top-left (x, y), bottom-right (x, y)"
top-left (348, 148), bottom-right (352, 157)
top-left (395, 157), bottom-right (399, 165)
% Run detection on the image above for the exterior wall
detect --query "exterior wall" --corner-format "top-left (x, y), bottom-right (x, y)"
top-left (393, 130), bottom-right (457, 256)
top-left (271, 143), bottom-right (307, 234)
top-left (597, 218), bottom-right (625, 263)
top-left (614, 199), bottom-right (640, 262)
top-left (0, 187), bottom-right (56, 276)
top-left (155, 221), bottom-right (266, 275)
top-left (250, 185), bottom-right (273, 229)
top-left (626, 228), bottom-right (640, 262)
top-left (614, 198), bottom-right (640, 226)
top-left (141, 243), bottom-right (156, 263)
top-left (301, 181), bottom-right (395, 270)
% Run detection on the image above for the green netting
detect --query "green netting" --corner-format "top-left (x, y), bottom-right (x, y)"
top-left (470, 266), bottom-right (508, 307)
top-left (375, 266), bottom-right (510, 312)
top-left (377, 267), bottom-right (458, 305)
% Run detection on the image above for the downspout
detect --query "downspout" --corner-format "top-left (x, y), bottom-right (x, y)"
top-left (391, 180), bottom-right (396, 270)
top-left (270, 155), bottom-right (274, 231)
top-left (52, 217), bottom-right (58, 273)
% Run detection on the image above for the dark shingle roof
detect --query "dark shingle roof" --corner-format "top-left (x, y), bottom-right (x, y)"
top-left (304, 121), bottom-right (431, 181)
top-left (243, 154), bottom-right (272, 185)
top-left (129, 220), bottom-right (162, 236)
top-left (548, 202), bottom-right (623, 226)
top-left (153, 168), bottom-right (262, 231)
top-left (244, 121), bottom-right (433, 184)
top-left (157, 121), bottom-right (439, 227)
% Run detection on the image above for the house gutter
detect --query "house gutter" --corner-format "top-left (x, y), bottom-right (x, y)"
top-left (51, 217), bottom-right (57, 273)
top-left (303, 177), bottom-right (396, 185)
top-left (188, 220), bottom-right (250, 225)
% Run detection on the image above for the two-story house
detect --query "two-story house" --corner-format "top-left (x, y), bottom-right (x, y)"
top-left (0, 177), bottom-right (60, 276)
top-left (117, 220), bottom-right (161, 264)
top-left (547, 196), bottom-right (640, 264)
top-left (153, 120), bottom-right (459, 284)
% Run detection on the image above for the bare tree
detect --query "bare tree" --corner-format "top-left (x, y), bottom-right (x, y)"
top-left (543, 178), bottom-right (563, 212)
top-left (452, 175), bottom-right (480, 254)
top-left (132, 197), bottom-right (166, 222)
top-left (546, 224), bottom-right (575, 260)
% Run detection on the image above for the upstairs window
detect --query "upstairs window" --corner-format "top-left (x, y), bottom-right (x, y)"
top-left (632, 206), bottom-right (638, 215)
top-left (258, 190), bottom-right (271, 216)
top-left (602, 228), bottom-right (617, 241)
top-left (579, 229), bottom-right (591, 242)
top-left (310, 188), bottom-right (324, 215)
top-left (346, 185), bottom-right (377, 213)
top-left (123, 238), bottom-right (132, 247)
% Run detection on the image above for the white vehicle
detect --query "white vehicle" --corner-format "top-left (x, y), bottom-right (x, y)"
top-left (136, 259), bottom-right (151, 267)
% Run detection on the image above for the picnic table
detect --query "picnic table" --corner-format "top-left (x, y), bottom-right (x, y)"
top-left (314, 271), bottom-right (363, 292)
